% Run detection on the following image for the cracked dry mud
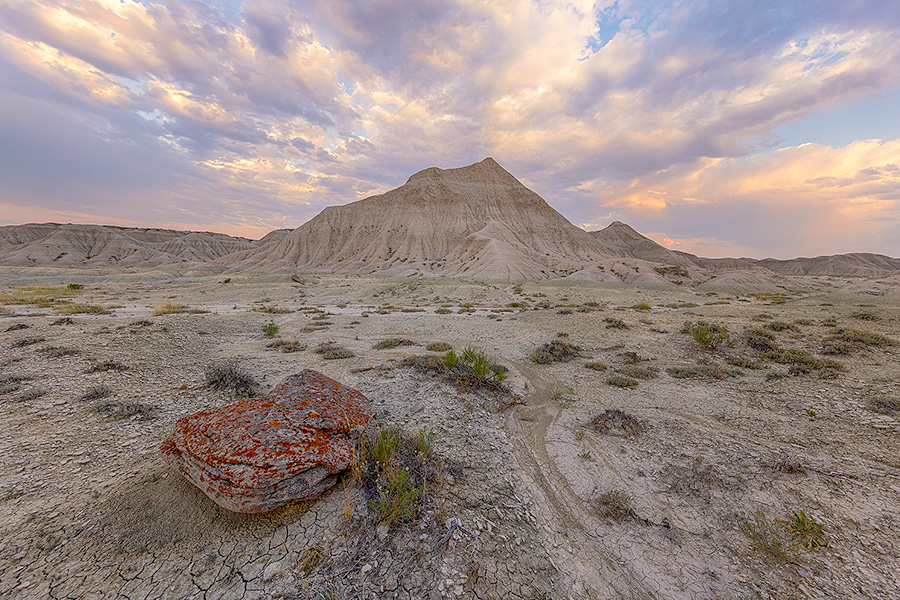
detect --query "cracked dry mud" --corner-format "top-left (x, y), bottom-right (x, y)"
top-left (1, 271), bottom-right (899, 599)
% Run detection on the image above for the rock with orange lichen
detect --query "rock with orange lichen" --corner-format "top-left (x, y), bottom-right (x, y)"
top-left (161, 369), bottom-right (371, 513)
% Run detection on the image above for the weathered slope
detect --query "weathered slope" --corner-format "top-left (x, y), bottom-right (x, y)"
top-left (0, 224), bottom-right (258, 267)
top-left (219, 158), bottom-right (616, 278)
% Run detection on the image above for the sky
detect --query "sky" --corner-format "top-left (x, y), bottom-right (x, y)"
top-left (1, 0), bottom-right (899, 259)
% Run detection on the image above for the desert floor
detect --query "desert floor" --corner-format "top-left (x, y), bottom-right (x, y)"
top-left (1, 269), bottom-right (898, 600)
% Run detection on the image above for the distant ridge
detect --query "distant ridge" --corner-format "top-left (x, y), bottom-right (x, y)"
top-left (0, 223), bottom-right (258, 267)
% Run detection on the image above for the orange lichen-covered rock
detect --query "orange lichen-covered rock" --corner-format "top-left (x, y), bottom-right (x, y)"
top-left (161, 369), bottom-right (371, 513)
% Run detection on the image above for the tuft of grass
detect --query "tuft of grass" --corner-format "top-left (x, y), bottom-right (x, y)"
top-left (780, 511), bottom-right (827, 552)
top-left (584, 361), bottom-right (608, 371)
top-left (531, 340), bottom-right (581, 364)
top-left (606, 375), bottom-right (639, 388)
top-left (760, 348), bottom-right (843, 373)
top-left (633, 301), bottom-right (652, 311)
top-left (86, 360), bottom-right (128, 373)
top-left (425, 342), bottom-right (452, 352)
top-left (850, 311), bottom-right (879, 321)
top-left (261, 322), bottom-right (279, 337)
top-left (596, 489), bottom-right (634, 520)
top-left (316, 342), bottom-right (354, 360)
top-left (684, 321), bottom-right (732, 349)
top-left (54, 303), bottom-right (108, 315)
top-left (18, 388), bottom-right (47, 402)
top-left (740, 510), bottom-right (794, 562)
top-left (621, 364), bottom-right (659, 380)
top-left (67, 283), bottom-right (84, 290)
top-left (373, 338), bottom-right (415, 350)
top-left (592, 409), bottom-right (643, 436)
top-left (151, 300), bottom-right (188, 315)
top-left (726, 357), bottom-right (762, 369)
top-left (205, 361), bottom-right (259, 397)
top-left (434, 307), bottom-right (452, 314)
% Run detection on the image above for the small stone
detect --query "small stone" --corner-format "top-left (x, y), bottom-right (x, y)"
top-left (361, 563), bottom-right (373, 574)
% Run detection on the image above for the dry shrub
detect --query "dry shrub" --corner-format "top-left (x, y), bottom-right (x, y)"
top-left (592, 409), bottom-right (643, 436)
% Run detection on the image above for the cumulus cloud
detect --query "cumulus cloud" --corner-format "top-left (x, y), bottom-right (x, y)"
top-left (0, 0), bottom-right (898, 256)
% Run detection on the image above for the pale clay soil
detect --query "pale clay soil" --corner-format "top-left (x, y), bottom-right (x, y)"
top-left (1, 269), bottom-right (899, 599)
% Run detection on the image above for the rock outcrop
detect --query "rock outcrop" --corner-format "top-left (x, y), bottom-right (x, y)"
top-left (161, 369), bottom-right (371, 513)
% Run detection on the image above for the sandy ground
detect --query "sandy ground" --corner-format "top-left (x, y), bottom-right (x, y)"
top-left (1, 269), bottom-right (899, 599)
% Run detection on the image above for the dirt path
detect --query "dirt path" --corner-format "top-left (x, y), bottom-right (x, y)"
top-left (504, 360), bottom-right (658, 599)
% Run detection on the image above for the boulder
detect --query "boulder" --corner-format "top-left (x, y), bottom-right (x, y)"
top-left (161, 369), bottom-right (371, 513)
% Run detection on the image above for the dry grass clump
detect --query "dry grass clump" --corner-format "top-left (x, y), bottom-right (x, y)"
top-left (17, 388), bottom-right (47, 402)
top-left (744, 328), bottom-right (778, 352)
top-left (727, 357), bottom-right (763, 369)
top-left (531, 340), bottom-right (581, 364)
top-left (0, 286), bottom-right (80, 305)
top-left (760, 348), bottom-right (844, 373)
top-left (766, 320), bottom-right (795, 332)
top-left (592, 409), bottom-right (643, 436)
top-left (316, 341), bottom-right (354, 359)
top-left (5, 323), bottom-right (29, 332)
top-left (425, 342), bottom-right (452, 352)
top-left (621, 364), bottom-right (659, 380)
top-left (604, 317), bottom-right (629, 329)
top-left (740, 510), bottom-right (795, 562)
top-left (54, 302), bottom-right (108, 315)
top-left (151, 300), bottom-right (187, 315)
top-left (584, 361), bottom-right (608, 371)
top-left (596, 489), bottom-right (635, 520)
top-left (606, 375), bottom-right (639, 388)
top-left (0, 373), bottom-right (32, 395)
top-left (373, 338), bottom-right (416, 350)
top-left (265, 339), bottom-right (307, 353)
top-left (204, 361), bottom-right (259, 397)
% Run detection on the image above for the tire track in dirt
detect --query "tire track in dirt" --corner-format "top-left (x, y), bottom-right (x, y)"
top-left (504, 361), bottom-right (659, 599)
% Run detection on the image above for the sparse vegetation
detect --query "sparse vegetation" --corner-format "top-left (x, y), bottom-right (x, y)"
top-left (596, 489), bottom-right (635, 520)
top-left (592, 409), bottom-right (643, 436)
top-left (425, 342), bottom-right (452, 352)
top-left (18, 388), bottom-right (47, 401)
top-left (151, 300), bottom-right (187, 315)
top-left (93, 397), bottom-right (154, 420)
top-left (54, 302), bottom-right (109, 315)
top-left (666, 363), bottom-right (741, 379)
top-left (265, 339), bottom-right (307, 353)
top-left (740, 510), bottom-right (794, 562)
top-left (684, 321), bottom-right (732, 349)
top-left (316, 342), bottom-right (354, 360)
top-left (606, 375), bottom-right (639, 388)
top-left (780, 510), bottom-right (827, 552)
top-left (373, 338), bottom-right (415, 350)
top-left (531, 339), bottom-right (581, 364)
top-left (36, 346), bottom-right (80, 358)
top-left (584, 361), bottom-right (608, 371)
top-left (745, 328), bottom-right (778, 352)
top-left (261, 322), bottom-right (279, 337)
top-left (766, 320), bottom-right (794, 332)
top-left (868, 396), bottom-right (900, 415)
top-left (830, 327), bottom-right (896, 348)
top-left (621, 364), bottom-right (659, 380)
top-left (604, 317), bottom-right (629, 329)
top-left (205, 361), bottom-right (259, 397)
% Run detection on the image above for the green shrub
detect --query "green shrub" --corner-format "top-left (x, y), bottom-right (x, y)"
top-left (442, 349), bottom-right (460, 369)
top-left (373, 338), bottom-right (414, 350)
top-left (686, 321), bottom-right (731, 349)
top-left (261, 322), bottom-right (279, 337)
top-left (315, 342), bottom-right (354, 359)
top-left (622, 364), bottom-right (659, 380)
top-left (67, 283), bottom-right (84, 290)
top-left (781, 510), bottom-right (827, 552)
top-left (740, 510), bottom-right (794, 562)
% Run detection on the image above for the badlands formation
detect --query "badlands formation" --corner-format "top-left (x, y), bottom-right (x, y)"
top-left (1, 159), bottom-right (899, 599)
